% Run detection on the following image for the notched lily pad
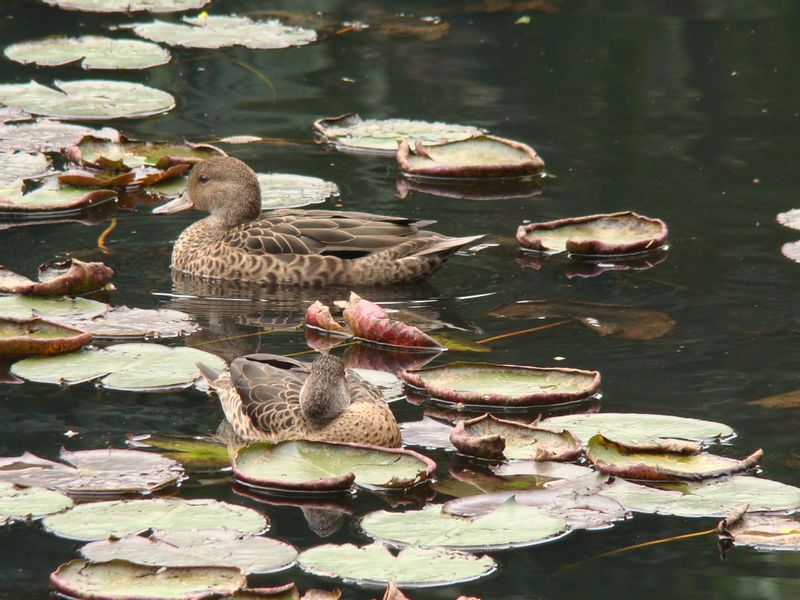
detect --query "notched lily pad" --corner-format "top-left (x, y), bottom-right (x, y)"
top-left (0, 316), bottom-right (90, 356)
top-left (397, 136), bottom-right (544, 179)
top-left (0, 118), bottom-right (120, 153)
top-left (67, 136), bottom-right (221, 170)
top-left (0, 258), bottom-right (113, 296)
top-left (0, 178), bottom-right (117, 215)
top-left (401, 361), bottom-right (601, 406)
top-left (314, 113), bottom-right (484, 156)
top-left (450, 414), bottom-right (581, 461)
top-left (718, 505), bottom-right (800, 551)
top-left (4, 36), bottom-right (170, 70)
top-left (0, 482), bottom-right (73, 524)
top-left (516, 211), bottom-right (668, 256)
top-left (234, 440), bottom-right (435, 493)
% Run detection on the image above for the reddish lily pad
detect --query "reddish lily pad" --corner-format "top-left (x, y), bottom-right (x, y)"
top-left (0, 482), bottom-right (73, 525)
top-left (587, 434), bottom-right (762, 482)
top-left (397, 136), bottom-right (544, 179)
top-left (341, 293), bottom-right (443, 350)
top-left (0, 258), bottom-right (113, 296)
top-left (450, 414), bottom-right (581, 461)
top-left (0, 118), bottom-right (120, 153)
top-left (305, 300), bottom-right (347, 334)
top-left (516, 211), bottom-right (668, 256)
top-left (717, 505), bottom-right (800, 550)
top-left (4, 36), bottom-right (171, 70)
top-left (66, 136), bottom-right (221, 170)
top-left (0, 316), bottom-right (91, 356)
top-left (400, 417), bottom-right (455, 450)
top-left (0, 178), bottom-right (117, 215)
top-left (401, 362), bottom-right (601, 406)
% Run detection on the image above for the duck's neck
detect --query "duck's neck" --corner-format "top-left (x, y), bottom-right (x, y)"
top-left (299, 370), bottom-right (350, 429)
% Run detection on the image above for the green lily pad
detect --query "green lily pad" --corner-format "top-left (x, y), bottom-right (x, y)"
top-left (127, 434), bottom-right (231, 472)
top-left (0, 177), bottom-right (117, 215)
top-left (0, 316), bottom-right (91, 356)
top-left (718, 506), bottom-right (800, 551)
top-left (0, 295), bottom-right (107, 320)
top-left (0, 151), bottom-right (51, 185)
top-left (539, 412), bottom-right (736, 445)
top-left (0, 80), bottom-right (175, 120)
top-left (234, 441), bottom-right (435, 493)
top-left (257, 173), bottom-right (339, 209)
top-left (0, 448), bottom-right (183, 496)
top-left (297, 542), bottom-right (496, 588)
top-left (0, 482), bottom-right (73, 525)
top-left (67, 136), bottom-right (220, 170)
top-left (43, 0), bottom-right (212, 12)
top-left (57, 306), bottom-right (198, 338)
top-left (11, 342), bottom-right (226, 391)
top-left (81, 529), bottom-right (297, 575)
top-left (0, 105), bottom-right (29, 123)
top-left (50, 559), bottom-right (246, 600)
top-left (359, 498), bottom-right (568, 551)
top-left (314, 113), bottom-right (485, 156)
top-left (42, 497), bottom-right (268, 541)
top-left (131, 15), bottom-right (317, 49)
top-left (4, 36), bottom-right (170, 70)
top-left (0, 119), bottom-right (120, 153)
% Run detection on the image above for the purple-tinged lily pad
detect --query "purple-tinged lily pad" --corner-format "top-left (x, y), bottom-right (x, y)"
top-left (782, 241), bottom-right (800, 264)
top-left (450, 413), bottom-right (581, 461)
top-left (397, 136), bottom-right (544, 179)
top-left (0, 119), bottom-right (119, 153)
top-left (0, 316), bottom-right (91, 356)
top-left (0, 178), bottom-right (117, 216)
top-left (0, 448), bottom-right (182, 496)
top-left (0, 482), bottom-right (73, 525)
top-left (777, 208), bottom-right (800, 231)
top-left (587, 434), bottom-right (762, 482)
top-left (4, 36), bottom-right (171, 70)
top-left (516, 211), bottom-right (668, 256)
top-left (0, 258), bottom-right (113, 296)
top-left (43, 0), bottom-right (212, 12)
top-left (717, 505), bottom-right (800, 551)
top-left (400, 417), bottom-right (455, 450)
top-left (401, 361), bottom-right (601, 407)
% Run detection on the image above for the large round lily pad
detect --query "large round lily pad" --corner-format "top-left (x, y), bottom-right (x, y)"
top-left (67, 136), bottom-right (220, 170)
top-left (42, 0), bottom-right (212, 12)
top-left (718, 506), bottom-right (800, 551)
top-left (297, 542), bottom-right (496, 588)
top-left (0, 119), bottom-right (120, 153)
top-left (51, 559), bottom-right (246, 600)
top-left (0, 482), bottom-right (73, 525)
top-left (0, 295), bottom-right (107, 320)
top-left (314, 113), bottom-right (484, 156)
top-left (0, 80), bottom-right (175, 120)
top-left (4, 36), bottom-right (170, 70)
top-left (131, 15), bottom-right (317, 49)
top-left (516, 211), bottom-right (668, 256)
top-left (11, 342), bottom-right (226, 391)
top-left (234, 441), bottom-right (435, 493)
top-left (0, 178), bottom-right (117, 215)
top-left (82, 529), bottom-right (297, 575)
top-left (42, 497), bottom-right (268, 541)
top-left (359, 498), bottom-right (568, 551)
top-left (0, 317), bottom-right (91, 356)
top-left (401, 362), bottom-right (601, 406)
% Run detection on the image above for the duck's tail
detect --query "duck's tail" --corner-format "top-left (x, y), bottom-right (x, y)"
top-left (197, 362), bottom-right (223, 388)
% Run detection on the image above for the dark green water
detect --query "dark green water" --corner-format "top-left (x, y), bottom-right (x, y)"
top-left (3, 0), bottom-right (800, 597)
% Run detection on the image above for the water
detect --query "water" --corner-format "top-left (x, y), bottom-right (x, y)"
top-left (3, 0), bottom-right (800, 597)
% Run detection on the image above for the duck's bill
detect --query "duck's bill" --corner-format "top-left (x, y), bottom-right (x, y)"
top-left (152, 192), bottom-right (194, 214)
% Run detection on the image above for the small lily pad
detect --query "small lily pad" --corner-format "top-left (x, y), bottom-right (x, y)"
top-left (0, 295), bottom-right (107, 320)
top-left (0, 177), bottom-right (117, 215)
top-left (0, 258), bottom-right (113, 296)
top-left (131, 15), bottom-right (317, 49)
top-left (234, 441), bottom-right (435, 493)
top-left (782, 241), bottom-right (800, 264)
top-left (400, 417), bottom-right (455, 450)
top-left (43, 0), bottom-right (212, 12)
top-left (57, 305), bottom-right (198, 338)
top-left (42, 497), bottom-right (267, 541)
top-left (0, 482), bottom-right (73, 525)
top-left (0, 119), bottom-right (120, 153)
top-left (450, 414), bottom-right (581, 461)
top-left (257, 173), bottom-right (339, 209)
top-left (128, 434), bottom-right (231, 472)
top-left (359, 498), bottom-right (568, 551)
top-left (11, 342), bottom-right (226, 391)
top-left (50, 559), bottom-right (246, 600)
top-left (297, 542), bottom-right (496, 588)
top-left (314, 113), bottom-right (484, 156)
top-left (401, 362), bottom-right (601, 406)
top-left (0, 80), bottom-right (175, 120)
top-left (4, 36), bottom-right (170, 70)
top-left (516, 211), bottom-right (668, 256)
top-left (67, 136), bottom-right (220, 170)
top-left (0, 317), bottom-right (91, 356)
top-left (397, 136), bottom-right (544, 179)
top-left (718, 506), bottom-right (800, 551)
top-left (777, 208), bottom-right (800, 231)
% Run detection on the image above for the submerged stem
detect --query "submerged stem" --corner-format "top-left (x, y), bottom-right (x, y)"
top-left (231, 59), bottom-right (278, 100)
top-left (96, 217), bottom-right (117, 255)
top-left (476, 319), bottom-right (571, 344)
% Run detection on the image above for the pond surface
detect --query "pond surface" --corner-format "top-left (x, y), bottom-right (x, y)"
top-left (3, 0), bottom-right (800, 597)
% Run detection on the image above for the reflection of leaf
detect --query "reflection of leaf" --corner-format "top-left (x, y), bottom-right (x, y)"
top-left (750, 388), bottom-right (800, 409)
top-left (128, 434), bottom-right (231, 472)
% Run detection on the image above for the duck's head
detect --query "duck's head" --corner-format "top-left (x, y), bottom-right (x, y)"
top-left (153, 156), bottom-right (261, 227)
top-left (299, 353), bottom-right (350, 428)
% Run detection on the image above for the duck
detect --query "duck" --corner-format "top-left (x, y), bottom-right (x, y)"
top-left (198, 353), bottom-right (402, 448)
top-left (154, 156), bottom-right (482, 286)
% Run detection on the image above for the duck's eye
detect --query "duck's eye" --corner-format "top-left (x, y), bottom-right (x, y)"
top-left (198, 174), bottom-right (210, 183)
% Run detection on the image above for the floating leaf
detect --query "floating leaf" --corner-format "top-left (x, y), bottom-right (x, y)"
top-left (0, 151), bottom-right (51, 185)
top-left (257, 173), bottom-right (339, 210)
top-left (0, 106), bottom-right (29, 123)
top-left (397, 136), bottom-right (544, 179)
top-left (516, 211), bottom-right (668, 256)
top-left (0, 316), bottom-right (91, 356)
top-left (305, 300), bottom-right (348, 334)
top-left (43, 497), bottom-right (267, 541)
top-left (777, 208), bottom-right (800, 231)
top-left (11, 342), bottom-right (226, 391)
top-left (131, 15), bottom-right (317, 49)
top-left (400, 417), bottom-right (455, 450)
top-left (782, 241), bottom-right (800, 264)
top-left (128, 434), bottom-right (231, 472)
top-left (56, 306), bottom-right (198, 338)
top-left (4, 36), bottom-right (170, 70)
top-left (0, 482), bottom-right (73, 525)
top-left (43, 0), bottom-right (212, 12)
top-left (0, 80), bottom-right (175, 120)
top-left (0, 295), bottom-right (106, 320)
top-left (749, 388), bottom-right (800, 409)
top-left (401, 362), bottom-right (601, 406)
top-left (0, 258), bottom-right (113, 296)
top-left (0, 448), bottom-right (182, 496)
top-left (718, 506), bottom-right (800, 551)
top-left (0, 118), bottom-right (120, 153)
top-left (450, 414), bottom-right (581, 461)
top-left (0, 177), bottom-right (117, 215)
top-left (234, 441), bottom-right (435, 493)
top-left (359, 498), bottom-right (568, 550)
top-left (314, 113), bottom-right (484, 155)
top-left (341, 293), bottom-right (444, 350)
top-left (67, 136), bottom-right (220, 170)
top-left (297, 542), bottom-right (496, 588)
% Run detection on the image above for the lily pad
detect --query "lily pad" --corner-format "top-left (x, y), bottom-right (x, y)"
top-left (51, 559), bottom-right (246, 600)
top-left (131, 15), bottom-right (317, 49)
top-left (400, 417), bottom-right (455, 450)
top-left (718, 506), bottom-right (800, 551)
top-left (43, 0), bottom-right (212, 11)
top-left (127, 434), bottom-right (230, 472)
top-left (0, 177), bottom-right (117, 215)
top-left (11, 342), bottom-right (226, 391)
top-left (297, 542), bottom-right (496, 588)
top-left (777, 208), bottom-right (800, 231)
top-left (587, 434), bottom-right (762, 482)
top-left (0, 448), bottom-right (183, 496)
top-left (257, 173), bottom-right (339, 210)
top-left (0, 151), bottom-right (51, 185)
top-left (450, 414), bottom-right (581, 461)
top-left (516, 211), bottom-right (668, 256)
top-left (234, 441), bottom-right (435, 493)
top-left (0, 119), bottom-right (120, 153)
top-left (0, 316), bottom-right (91, 356)
top-left (782, 241), bottom-right (800, 264)
top-left (82, 529), bottom-right (297, 575)
top-left (4, 36), bottom-right (170, 70)
top-left (0, 482), bottom-right (73, 525)
top-left (401, 362), bottom-right (601, 406)
top-left (539, 412), bottom-right (736, 445)
top-left (397, 136), bottom-right (544, 179)
top-left (42, 497), bottom-right (267, 541)
top-left (0, 258), bottom-right (113, 296)
top-left (314, 113), bottom-right (484, 156)
top-left (67, 136), bottom-right (220, 170)
top-left (305, 300), bottom-right (348, 334)
top-left (0, 80), bottom-right (175, 120)
top-left (57, 305), bottom-right (198, 338)
top-left (0, 295), bottom-right (107, 320)
top-left (359, 498), bottom-right (568, 551)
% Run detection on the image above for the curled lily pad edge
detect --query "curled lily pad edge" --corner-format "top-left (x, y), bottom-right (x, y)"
top-left (0, 315), bottom-right (91, 356)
